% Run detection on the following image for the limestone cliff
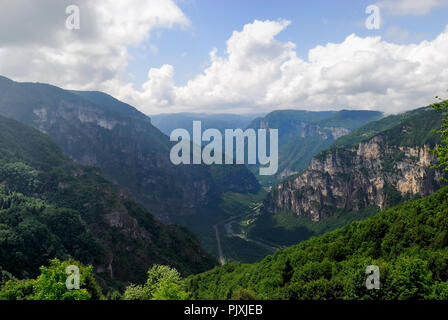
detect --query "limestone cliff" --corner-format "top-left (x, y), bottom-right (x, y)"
top-left (263, 110), bottom-right (445, 221)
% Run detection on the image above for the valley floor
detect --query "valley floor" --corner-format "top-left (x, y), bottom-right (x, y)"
top-left (213, 204), bottom-right (279, 265)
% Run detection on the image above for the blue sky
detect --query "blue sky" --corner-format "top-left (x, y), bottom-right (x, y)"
top-left (127, 0), bottom-right (448, 87)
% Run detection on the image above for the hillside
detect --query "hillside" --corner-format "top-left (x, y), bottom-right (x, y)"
top-left (248, 109), bottom-right (382, 185)
top-left (0, 76), bottom-right (260, 223)
top-left (0, 115), bottom-right (216, 289)
top-left (186, 186), bottom-right (448, 299)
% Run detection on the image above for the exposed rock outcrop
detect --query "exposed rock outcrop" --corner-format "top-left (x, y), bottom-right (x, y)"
top-left (264, 134), bottom-right (444, 221)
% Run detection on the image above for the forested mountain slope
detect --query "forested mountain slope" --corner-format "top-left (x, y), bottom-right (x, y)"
top-left (0, 115), bottom-right (216, 289)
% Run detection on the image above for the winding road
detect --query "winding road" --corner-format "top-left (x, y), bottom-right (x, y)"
top-left (213, 224), bottom-right (225, 265)
top-left (213, 204), bottom-right (280, 265)
top-left (224, 217), bottom-right (278, 252)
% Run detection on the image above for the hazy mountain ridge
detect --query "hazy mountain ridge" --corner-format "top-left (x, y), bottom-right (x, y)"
top-left (151, 112), bottom-right (264, 137)
top-left (247, 109), bottom-right (383, 185)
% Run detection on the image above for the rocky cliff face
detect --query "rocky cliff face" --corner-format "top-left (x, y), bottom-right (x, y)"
top-left (30, 100), bottom-right (218, 222)
top-left (257, 118), bottom-right (350, 141)
top-left (248, 110), bottom-right (382, 185)
top-left (257, 118), bottom-right (351, 179)
top-left (263, 134), bottom-right (444, 221)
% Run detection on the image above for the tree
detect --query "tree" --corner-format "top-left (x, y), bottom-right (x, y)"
top-left (0, 258), bottom-right (103, 300)
top-left (0, 279), bottom-right (34, 300)
top-left (231, 287), bottom-right (257, 300)
top-left (431, 92), bottom-right (448, 180)
top-left (123, 265), bottom-right (187, 300)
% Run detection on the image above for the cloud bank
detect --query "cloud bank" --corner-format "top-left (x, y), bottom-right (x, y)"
top-left (1, 1), bottom-right (448, 115)
top-left (126, 20), bottom-right (448, 115)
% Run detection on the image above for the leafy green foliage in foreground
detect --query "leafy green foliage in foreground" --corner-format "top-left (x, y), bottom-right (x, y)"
top-left (123, 265), bottom-right (188, 300)
top-left (185, 186), bottom-right (448, 299)
top-left (0, 261), bottom-right (190, 300)
top-left (0, 259), bottom-right (103, 300)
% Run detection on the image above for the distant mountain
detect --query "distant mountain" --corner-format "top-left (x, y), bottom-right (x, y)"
top-left (248, 109), bottom-right (383, 185)
top-left (151, 112), bottom-right (265, 138)
top-left (0, 76), bottom-right (260, 223)
top-left (0, 115), bottom-right (216, 289)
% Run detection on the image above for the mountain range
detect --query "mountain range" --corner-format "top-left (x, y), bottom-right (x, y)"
top-left (264, 107), bottom-right (444, 220)
top-left (0, 76), bottom-right (260, 224)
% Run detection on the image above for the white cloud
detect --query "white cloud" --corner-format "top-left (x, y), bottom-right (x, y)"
top-left (123, 20), bottom-right (448, 115)
top-left (376, 0), bottom-right (448, 16)
top-left (0, 0), bottom-right (189, 91)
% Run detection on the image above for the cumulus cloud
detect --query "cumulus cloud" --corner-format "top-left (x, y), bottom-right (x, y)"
top-left (0, 0), bottom-right (189, 90)
top-left (123, 20), bottom-right (448, 115)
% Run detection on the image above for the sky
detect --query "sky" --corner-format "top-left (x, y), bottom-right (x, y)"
top-left (0, 0), bottom-right (448, 115)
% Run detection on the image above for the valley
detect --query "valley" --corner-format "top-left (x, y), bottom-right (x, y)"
top-left (186, 185), bottom-right (448, 300)
top-left (151, 106), bottom-right (446, 266)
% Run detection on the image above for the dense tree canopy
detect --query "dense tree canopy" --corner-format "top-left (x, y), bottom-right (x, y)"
top-left (123, 265), bottom-right (188, 300)
top-left (0, 114), bottom-right (216, 290)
